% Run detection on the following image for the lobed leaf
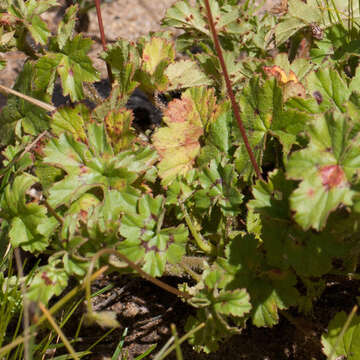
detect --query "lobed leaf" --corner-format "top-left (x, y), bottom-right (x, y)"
top-left (101, 40), bottom-right (140, 96)
top-left (43, 123), bottom-right (157, 207)
top-left (57, 4), bottom-right (77, 50)
top-left (0, 62), bottom-right (51, 145)
top-left (274, 0), bottom-right (322, 46)
top-left (51, 103), bottom-right (89, 141)
top-left (135, 37), bottom-right (175, 94)
top-left (306, 67), bottom-right (350, 113)
top-left (27, 261), bottom-right (69, 305)
top-left (287, 112), bottom-right (358, 230)
top-left (119, 194), bottom-right (188, 277)
top-left (322, 311), bottom-right (360, 360)
top-left (194, 160), bottom-right (243, 216)
top-left (165, 59), bottom-right (212, 91)
top-left (153, 87), bottom-right (218, 185)
top-left (35, 35), bottom-right (99, 102)
top-left (0, 174), bottom-right (56, 252)
top-left (7, 0), bottom-right (57, 45)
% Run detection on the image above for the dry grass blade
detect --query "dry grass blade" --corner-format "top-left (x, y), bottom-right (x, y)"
top-left (38, 302), bottom-right (80, 360)
top-left (0, 84), bottom-right (56, 112)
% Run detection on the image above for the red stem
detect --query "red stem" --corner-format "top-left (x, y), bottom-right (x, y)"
top-left (94, 0), bottom-right (113, 83)
top-left (203, 0), bottom-right (263, 181)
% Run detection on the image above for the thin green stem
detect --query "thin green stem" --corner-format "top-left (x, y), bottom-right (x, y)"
top-left (153, 323), bottom-right (205, 360)
top-left (14, 249), bottom-right (30, 360)
top-left (179, 202), bottom-right (216, 255)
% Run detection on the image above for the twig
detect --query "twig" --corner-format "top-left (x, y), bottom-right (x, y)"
top-left (0, 84), bottom-right (56, 112)
top-left (203, 0), bottom-right (263, 180)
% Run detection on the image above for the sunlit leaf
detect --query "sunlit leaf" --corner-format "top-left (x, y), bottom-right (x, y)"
top-left (119, 194), bottom-right (188, 277)
top-left (287, 111), bottom-right (358, 230)
top-left (153, 87), bottom-right (218, 185)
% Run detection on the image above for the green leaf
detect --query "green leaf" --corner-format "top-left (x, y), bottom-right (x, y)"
top-left (287, 112), bottom-right (357, 230)
top-left (0, 15), bottom-right (17, 51)
top-left (163, 0), bottom-right (249, 37)
top-left (224, 234), bottom-right (299, 327)
top-left (162, 0), bottom-right (208, 34)
top-left (86, 188), bottom-right (139, 240)
top-left (306, 67), bottom-right (350, 113)
top-left (119, 194), bottom-right (188, 277)
top-left (184, 261), bottom-right (251, 353)
top-left (0, 62), bottom-right (51, 145)
top-left (2, 137), bottom-right (34, 176)
top-left (8, 0), bottom-right (57, 45)
top-left (27, 262), bottom-right (69, 304)
top-left (274, 16), bottom-right (305, 48)
top-left (274, 0), bottom-right (322, 46)
top-left (206, 101), bottom-right (232, 154)
top-left (43, 123), bottom-right (157, 207)
top-left (28, 14), bottom-right (50, 45)
top-left (235, 77), bottom-right (303, 177)
top-left (142, 37), bottom-right (174, 75)
top-left (165, 59), bottom-right (212, 91)
top-left (51, 103), bottom-right (89, 141)
top-left (249, 273), bottom-right (298, 327)
top-left (263, 224), bottom-right (340, 277)
top-left (91, 84), bottom-right (129, 123)
top-left (35, 35), bottom-right (99, 102)
top-left (214, 289), bottom-right (251, 317)
top-left (249, 170), bottom-right (348, 276)
top-left (166, 170), bottom-right (197, 205)
top-left (225, 234), bottom-right (263, 272)
top-left (63, 253), bottom-right (88, 277)
top-left (195, 160), bottom-right (243, 216)
top-left (57, 4), bottom-right (77, 50)
top-left (135, 37), bottom-right (175, 94)
top-left (185, 310), bottom-right (228, 353)
top-left (100, 40), bottom-right (140, 96)
top-left (322, 311), bottom-right (360, 360)
top-left (0, 174), bottom-right (56, 252)
top-left (153, 87), bottom-right (218, 185)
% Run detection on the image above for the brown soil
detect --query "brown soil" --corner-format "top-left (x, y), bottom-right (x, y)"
top-left (67, 273), bottom-right (359, 360)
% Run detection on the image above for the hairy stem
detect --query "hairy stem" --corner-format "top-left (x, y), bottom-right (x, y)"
top-left (203, 0), bottom-right (263, 180)
top-left (94, 0), bottom-right (113, 83)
